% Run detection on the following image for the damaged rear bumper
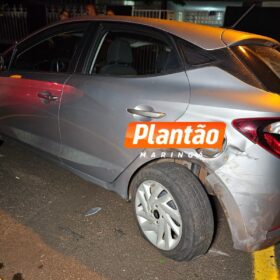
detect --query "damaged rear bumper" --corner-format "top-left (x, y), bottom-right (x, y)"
top-left (205, 144), bottom-right (280, 252)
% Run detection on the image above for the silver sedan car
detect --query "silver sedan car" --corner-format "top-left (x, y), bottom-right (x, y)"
top-left (0, 16), bottom-right (279, 261)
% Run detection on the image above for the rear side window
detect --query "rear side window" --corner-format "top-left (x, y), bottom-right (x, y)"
top-left (233, 45), bottom-right (280, 94)
top-left (11, 28), bottom-right (86, 73)
top-left (91, 31), bottom-right (181, 76)
top-left (178, 39), bottom-right (214, 66)
top-left (177, 38), bottom-right (271, 92)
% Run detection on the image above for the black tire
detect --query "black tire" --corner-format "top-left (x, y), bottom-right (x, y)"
top-left (131, 162), bottom-right (214, 261)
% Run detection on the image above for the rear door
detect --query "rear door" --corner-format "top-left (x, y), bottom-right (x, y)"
top-left (60, 23), bottom-right (190, 182)
top-left (0, 22), bottom-right (89, 157)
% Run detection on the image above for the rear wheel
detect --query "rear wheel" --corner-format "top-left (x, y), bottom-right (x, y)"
top-left (131, 162), bottom-right (214, 261)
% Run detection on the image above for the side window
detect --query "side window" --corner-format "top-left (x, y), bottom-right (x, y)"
top-left (177, 39), bottom-right (214, 67)
top-left (11, 28), bottom-right (86, 73)
top-left (177, 38), bottom-right (264, 91)
top-left (91, 31), bottom-right (181, 76)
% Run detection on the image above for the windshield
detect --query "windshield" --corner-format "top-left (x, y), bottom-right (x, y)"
top-left (233, 44), bottom-right (280, 94)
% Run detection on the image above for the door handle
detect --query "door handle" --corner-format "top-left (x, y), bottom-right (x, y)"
top-left (127, 108), bottom-right (166, 119)
top-left (37, 91), bottom-right (58, 102)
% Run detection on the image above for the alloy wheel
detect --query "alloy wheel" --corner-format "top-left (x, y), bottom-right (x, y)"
top-left (135, 180), bottom-right (183, 251)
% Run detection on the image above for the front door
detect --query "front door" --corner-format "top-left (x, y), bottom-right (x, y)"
top-left (0, 22), bottom-right (89, 157)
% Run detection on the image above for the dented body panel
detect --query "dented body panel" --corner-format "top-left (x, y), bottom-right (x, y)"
top-left (174, 66), bottom-right (280, 251)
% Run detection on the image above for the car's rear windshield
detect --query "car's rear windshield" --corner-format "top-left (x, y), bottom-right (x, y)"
top-left (232, 44), bottom-right (280, 94)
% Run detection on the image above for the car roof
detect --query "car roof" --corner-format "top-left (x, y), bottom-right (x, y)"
top-left (12, 15), bottom-right (278, 53)
top-left (67, 15), bottom-right (278, 50)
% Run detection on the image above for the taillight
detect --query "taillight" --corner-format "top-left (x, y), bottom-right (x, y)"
top-left (232, 118), bottom-right (280, 158)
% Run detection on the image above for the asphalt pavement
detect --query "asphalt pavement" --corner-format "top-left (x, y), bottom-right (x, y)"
top-left (0, 141), bottom-right (279, 280)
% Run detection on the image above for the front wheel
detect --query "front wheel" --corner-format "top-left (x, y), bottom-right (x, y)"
top-left (131, 162), bottom-right (214, 261)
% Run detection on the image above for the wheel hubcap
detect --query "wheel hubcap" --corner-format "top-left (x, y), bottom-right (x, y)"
top-left (135, 180), bottom-right (182, 251)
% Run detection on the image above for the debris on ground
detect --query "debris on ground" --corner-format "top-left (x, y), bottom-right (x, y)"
top-left (85, 207), bottom-right (102, 217)
top-left (209, 248), bottom-right (230, 257)
top-left (114, 227), bottom-right (125, 238)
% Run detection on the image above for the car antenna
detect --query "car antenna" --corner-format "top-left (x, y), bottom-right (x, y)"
top-left (231, 2), bottom-right (257, 29)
